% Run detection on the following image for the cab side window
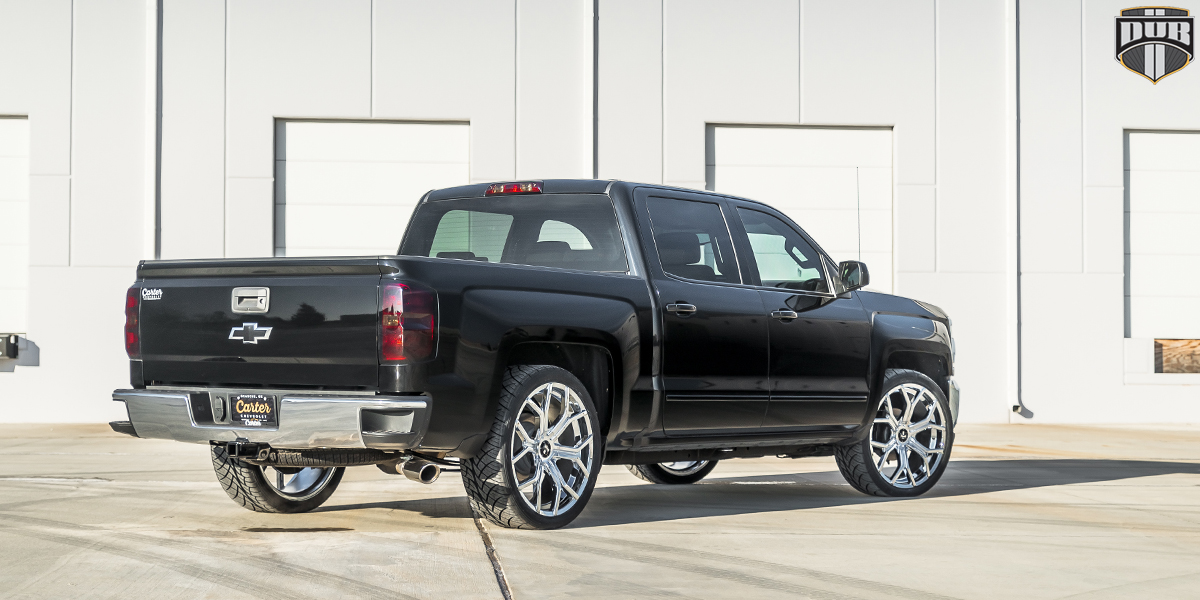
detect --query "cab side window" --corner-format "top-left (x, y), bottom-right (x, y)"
top-left (646, 197), bottom-right (740, 284)
top-left (737, 207), bottom-right (829, 293)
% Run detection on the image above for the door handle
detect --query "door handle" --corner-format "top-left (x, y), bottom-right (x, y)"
top-left (771, 310), bottom-right (799, 320)
top-left (666, 303), bottom-right (697, 315)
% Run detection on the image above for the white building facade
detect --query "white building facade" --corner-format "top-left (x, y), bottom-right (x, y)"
top-left (0, 0), bottom-right (1196, 424)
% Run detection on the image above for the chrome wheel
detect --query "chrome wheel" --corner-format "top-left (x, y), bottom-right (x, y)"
top-left (260, 466), bottom-right (337, 502)
top-left (657, 461), bottom-right (710, 476)
top-left (509, 382), bottom-right (595, 517)
top-left (869, 382), bottom-right (948, 489)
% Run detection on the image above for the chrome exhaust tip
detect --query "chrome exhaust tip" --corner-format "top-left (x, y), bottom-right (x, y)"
top-left (402, 459), bottom-right (441, 484)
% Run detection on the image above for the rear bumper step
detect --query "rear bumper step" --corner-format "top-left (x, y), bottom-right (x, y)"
top-left (109, 420), bottom-right (138, 437)
top-left (111, 388), bottom-right (430, 450)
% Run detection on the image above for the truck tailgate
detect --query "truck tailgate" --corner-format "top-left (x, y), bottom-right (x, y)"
top-left (136, 259), bottom-right (385, 389)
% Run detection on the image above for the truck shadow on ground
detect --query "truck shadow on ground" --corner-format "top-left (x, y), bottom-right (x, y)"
top-left (318, 459), bottom-right (1200, 527)
top-left (569, 459), bottom-right (1200, 528)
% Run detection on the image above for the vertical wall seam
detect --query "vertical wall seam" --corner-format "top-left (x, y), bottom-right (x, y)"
top-left (660, 0), bottom-right (664, 185)
top-left (370, 0), bottom-right (373, 118)
top-left (1014, 0), bottom-right (1027, 416)
top-left (856, 166), bottom-right (861, 260)
top-left (1079, 0), bottom-right (1086, 273)
top-left (223, 0), bottom-right (228, 257)
top-left (933, 0), bottom-right (938, 272)
top-left (797, 0), bottom-right (802, 123)
top-left (593, 0), bottom-right (599, 180)
top-left (514, 0), bottom-right (518, 178)
top-left (68, 0), bottom-right (75, 266)
top-left (155, 0), bottom-right (163, 259)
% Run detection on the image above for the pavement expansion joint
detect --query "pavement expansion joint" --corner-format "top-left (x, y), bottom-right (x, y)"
top-left (472, 508), bottom-right (515, 600)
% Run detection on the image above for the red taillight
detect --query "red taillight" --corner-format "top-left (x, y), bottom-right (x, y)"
top-left (125, 286), bottom-right (141, 359)
top-left (380, 283), bottom-right (436, 362)
top-left (485, 181), bottom-right (542, 195)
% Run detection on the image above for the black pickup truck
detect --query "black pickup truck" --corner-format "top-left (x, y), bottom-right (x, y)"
top-left (112, 179), bottom-right (959, 530)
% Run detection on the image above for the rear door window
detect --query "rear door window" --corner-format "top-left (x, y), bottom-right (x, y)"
top-left (401, 194), bottom-right (629, 273)
top-left (645, 197), bottom-right (740, 284)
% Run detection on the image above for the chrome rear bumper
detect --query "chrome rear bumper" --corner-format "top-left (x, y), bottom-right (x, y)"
top-left (112, 388), bottom-right (430, 450)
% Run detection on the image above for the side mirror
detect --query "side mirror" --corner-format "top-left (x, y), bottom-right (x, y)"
top-left (839, 261), bottom-right (870, 292)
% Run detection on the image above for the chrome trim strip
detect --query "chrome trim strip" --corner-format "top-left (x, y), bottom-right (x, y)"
top-left (947, 376), bottom-right (961, 426)
top-left (768, 395), bottom-right (869, 402)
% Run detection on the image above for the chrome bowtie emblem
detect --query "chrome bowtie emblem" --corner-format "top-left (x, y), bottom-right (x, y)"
top-left (229, 322), bottom-right (273, 344)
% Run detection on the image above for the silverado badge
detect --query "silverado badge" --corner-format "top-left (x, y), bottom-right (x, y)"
top-left (228, 322), bottom-right (273, 344)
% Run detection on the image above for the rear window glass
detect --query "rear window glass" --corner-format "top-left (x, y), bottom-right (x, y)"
top-left (400, 194), bottom-right (629, 273)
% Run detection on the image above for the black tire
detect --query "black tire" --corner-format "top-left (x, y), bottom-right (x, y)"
top-left (626, 461), bottom-right (718, 484)
top-left (835, 368), bottom-right (954, 497)
top-left (462, 365), bottom-right (603, 530)
top-left (210, 445), bottom-right (344, 514)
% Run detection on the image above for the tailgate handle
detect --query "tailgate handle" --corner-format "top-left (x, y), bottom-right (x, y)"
top-left (231, 287), bottom-right (270, 314)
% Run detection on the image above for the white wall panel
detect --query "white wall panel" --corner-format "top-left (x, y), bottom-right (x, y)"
top-left (663, 0), bottom-right (799, 189)
top-left (0, 1), bottom-right (73, 272)
top-left (801, 1), bottom-right (934, 186)
top-left (1084, 186), bottom-right (1124, 274)
top-left (225, 0), bottom-right (371, 180)
top-left (1019, 0), bottom-right (1083, 273)
top-left (900, 273), bottom-right (1013, 423)
top-left (0, 1), bottom-right (144, 422)
top-left (70, 0), bottom-right (149, 267)
top-left (0, 118), bottom-right (29, 333)
top-left (1128, 131), bottom-right (1200, 170)
top-left (0, 0), bottom-right (72, 177)
top-left (160, 0), bottom-right (226, 260)
top-left (597, 0), bottom-right (662, 183)
top-left (1021, 273), bottom-right (1127, 422)
top-left (707, 125), bottom-right (892, 291)
top-left (517, 0), bottom-right (592, 179)
top-left (4, 265), bottom-right (135, 422)
top-left (1126, 132), bottom-right (1200, 339)
top-left (373, 0), bottom-right (515, 183)
top-left (895, 185), bottom-right (935, 273)
top-left (1083, 3), bottom-right (1200, 189)
top-left (277, 121), bottom-right (469, 256)
top-left (28, 177), bottom-right (70, 266)
top-left (225, 178), bottom-right (275, 258)
top-left (936, 1), bottom-right (1007, 274)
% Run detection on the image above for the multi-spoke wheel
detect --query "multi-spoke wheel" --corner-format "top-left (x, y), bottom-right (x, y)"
top-left (509, 381), bottom-right (595, 517)
top-left (835, 369), bottom-right (954, 497)
top-left (463, 365), bottom-right (603, 530)
top-left (210, 445), bottom-right (344, 513)
top-left (627, 460), bottom-right (718, 484)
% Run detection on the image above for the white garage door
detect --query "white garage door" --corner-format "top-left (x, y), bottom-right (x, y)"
top-left (706, 126), bottom-right (893, 292)
top-left (276, 121), bottom-right (470, 257)
top-left (0, 117), bottom-right (29, 334)
top-left (1127, 131), bottom-right (1200, 338)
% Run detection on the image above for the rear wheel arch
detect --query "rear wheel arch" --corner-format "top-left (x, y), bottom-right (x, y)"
top-left (503, 341), bottom-right (616, 436)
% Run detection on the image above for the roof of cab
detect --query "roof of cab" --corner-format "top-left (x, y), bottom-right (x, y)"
top-left (423, 179), bottom-right (769, 208)
top-left (425, 179), bottom-right (613, 201)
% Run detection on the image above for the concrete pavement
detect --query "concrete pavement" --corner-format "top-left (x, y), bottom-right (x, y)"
top-left (1, 423), bottom-right (1197, 599)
